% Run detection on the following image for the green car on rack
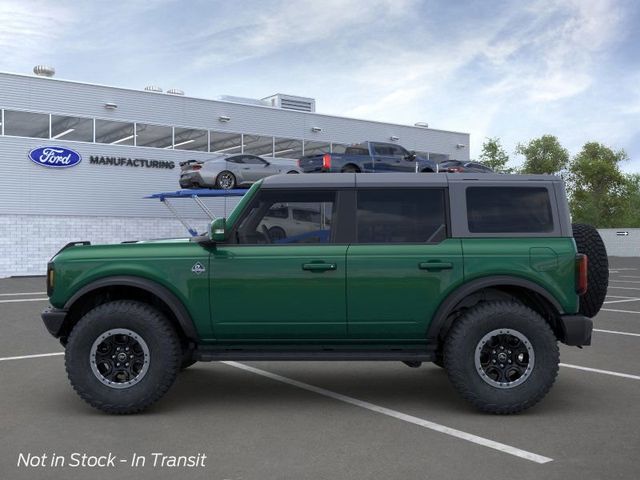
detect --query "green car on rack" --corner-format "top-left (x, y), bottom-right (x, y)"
top-left (42, 173), bottom-right (608, 414)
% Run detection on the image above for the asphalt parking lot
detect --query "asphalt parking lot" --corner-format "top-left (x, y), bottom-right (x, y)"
top-left (1, 257), bottom-right (639, 480)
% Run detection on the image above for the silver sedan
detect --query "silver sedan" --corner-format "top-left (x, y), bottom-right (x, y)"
top-left (179, 154), bottom-right (301, 190)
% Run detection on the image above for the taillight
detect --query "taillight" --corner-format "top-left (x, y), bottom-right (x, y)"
top-left (576, 254), bottom-right (588, 295)
top-left (322, 154), bottom-right (331, 170)
top-left (192, 164), bottom-right (202, 170)
top-left (297, 159), bottom-right (301, 168)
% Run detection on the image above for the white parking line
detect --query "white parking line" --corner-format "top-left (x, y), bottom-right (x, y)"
top-left (616, 275), bottom-right (640, 279)
top-left (223, 361), bottom-right (553, 464)
top-left (560, 363), bottom-right (640, 381)
top-left (0, 292), bottom-right (47, 296)
top-left (593, 328), bottom-right (640, 338)
top-left (609, 268), bottom-right (637, 271)
top-left (610, 280), bottom-right (640, 284)
top-left (0, 298), bottom-right (49, 304)
top-left (0, 352), bottom-right (64, 362)
top-left (602, 308), bottom-right (640, 314)
top-left (603, 298), bottom-right (640, 304)
top-left (607, 286), bottom-right (640, 291)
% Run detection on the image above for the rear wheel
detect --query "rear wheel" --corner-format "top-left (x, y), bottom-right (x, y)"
top-left (287, 170), bottom-right (299, 174)
top-left (215, 171), bottom-right (236, 190)
top-left (443, 301), bottom-right (559, 414)
top-left (341, 165), bottom-right (359, 173)
top-left (65, 300), bottom-right (181, 414)
top-left (572, 223), bottom-right (608, 317)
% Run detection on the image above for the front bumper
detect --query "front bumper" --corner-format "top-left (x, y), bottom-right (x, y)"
top-left (42, 306), bottom-right (68, 338)
top-left (559, 314), bottom-right (593, 346)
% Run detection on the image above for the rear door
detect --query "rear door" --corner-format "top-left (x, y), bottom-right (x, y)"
top-left (346, 187), bottom-right (463, 339)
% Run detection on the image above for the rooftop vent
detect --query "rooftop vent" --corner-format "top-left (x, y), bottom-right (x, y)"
top-left (167, 88), bottom-right (184, 96)
top-left (33, 65), bottom-right (55, 77)
top-left (262, 94), bottom-right (316, 113)
top-left (144, 85), bottom-right (163, 93)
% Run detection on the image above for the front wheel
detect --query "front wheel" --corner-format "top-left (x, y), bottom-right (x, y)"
top-left (65, 300), bottom-right (181, 414)
top-left (443, 301), bottom-right (559, 414)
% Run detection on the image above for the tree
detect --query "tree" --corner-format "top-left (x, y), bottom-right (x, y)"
top-left (478, 137), bottom-right (513, 173)
top-left (568, 142), bottom-right (631, 227)
top-left (516, 135), bottom-right (569, 175)
top-left (619, 174), bottom-right (640, 228)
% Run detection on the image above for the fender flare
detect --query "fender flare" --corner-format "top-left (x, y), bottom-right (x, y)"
top-left (426, 275), bottom-right (565, 342)
top-left (64, 275), bottom-right (198, 340)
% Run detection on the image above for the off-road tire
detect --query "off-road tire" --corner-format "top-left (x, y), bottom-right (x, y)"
top-left (572, 223), bottom-right (608, 317)
top-left (443, 301), bottom-right (559, 414)
top-left (65, 300), bottom-right (181, 414)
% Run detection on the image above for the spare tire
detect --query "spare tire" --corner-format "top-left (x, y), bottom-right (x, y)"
top-left (572, 223), bottom-right (608, 317)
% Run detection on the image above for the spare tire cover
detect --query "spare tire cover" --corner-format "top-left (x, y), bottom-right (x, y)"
top-left (572, 223), bottom-right (608, 317)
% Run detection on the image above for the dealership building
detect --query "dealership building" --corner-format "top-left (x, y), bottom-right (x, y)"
top-left (0, 68), bottom-right (470, 277)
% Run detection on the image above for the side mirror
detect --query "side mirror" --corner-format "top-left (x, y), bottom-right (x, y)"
top-left (405, 151), bottom-right (417, 161)
top-left (210, 218), bottom-right (227, 242)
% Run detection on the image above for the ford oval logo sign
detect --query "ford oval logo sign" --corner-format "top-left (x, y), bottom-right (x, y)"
top-left (28, 146), bottom-right (82, 168)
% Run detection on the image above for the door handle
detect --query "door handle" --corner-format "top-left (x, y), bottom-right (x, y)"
top-left (302, 263), bottom-right (336, 272)
top-left (418, 262), bottom-right (453, 271)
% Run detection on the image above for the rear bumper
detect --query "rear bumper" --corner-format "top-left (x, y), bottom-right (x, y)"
top-left (42, 307), bottom-right (68, 338)
top-left (559, 314), bottom-right (593, 346)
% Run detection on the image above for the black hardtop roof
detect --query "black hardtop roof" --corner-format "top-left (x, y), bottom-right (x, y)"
top-left (260, 173), bottom-right (562, 189)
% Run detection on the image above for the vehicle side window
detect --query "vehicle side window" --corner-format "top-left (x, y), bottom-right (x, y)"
top-left (390, 145), bottom-right (408, 157)
top-left (227, 156), bottom-right (244, 164)
top-left (243, 155), bottom-right (267, 165)
top-left (356, 189), bottom-right (447, 243)
top-left (466, 187), bottom-right (553, 233)
top-left (236, 190), bottom-right (335, 244)
top-left (373, 145), bottom-right (394, 156)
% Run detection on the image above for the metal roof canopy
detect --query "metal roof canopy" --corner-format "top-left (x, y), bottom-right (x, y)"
top-left (145, 189), bottom-right (246, 236)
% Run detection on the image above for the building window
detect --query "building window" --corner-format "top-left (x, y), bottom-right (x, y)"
top-left (210, 131), bottom-right (243, 154)
top-left (51, 115), bottom-right (93, 142)
top-left (135, 123), bottom-right (173, 149)
top-left (95, 119), bottom-right (135, 145)
top-left (273, 137), bottom-right (303, 159)
top-left (304, 140), bottom-right (331, 156)
top-left (173, 127), bottom-right (208, 151)
top-left (243, 134), bottom-right (274, 156)
top-left (356, 189), bottom-right (447, 243)
top-left (3, 110), bottom-right (49, 138)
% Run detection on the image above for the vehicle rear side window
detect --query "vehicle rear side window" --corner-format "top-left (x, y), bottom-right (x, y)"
top-left (466, 187), bottom-right (553, 233)
top-left (356, 189), bottom-right (447, 243)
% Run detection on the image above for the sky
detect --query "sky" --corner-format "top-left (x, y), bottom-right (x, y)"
top-left (1, 0), bottom-right (639, 171)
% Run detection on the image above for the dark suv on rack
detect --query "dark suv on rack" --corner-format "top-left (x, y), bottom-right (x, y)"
top-left (42, 173), bottom-right (608, 414)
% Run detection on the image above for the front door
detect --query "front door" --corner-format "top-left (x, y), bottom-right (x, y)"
top-left (211, 189), bottom-right (348, 340)
top-left (346, 188), bottom-right (463, 339)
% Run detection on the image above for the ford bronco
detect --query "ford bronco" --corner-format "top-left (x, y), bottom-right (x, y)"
top-left (42, 173), bottom-right (608, 414)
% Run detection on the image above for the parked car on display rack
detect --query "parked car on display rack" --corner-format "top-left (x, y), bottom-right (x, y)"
top-left (298, 141), bottom-right (438, 173)
top-left (179, 154), bottom-right (301, 190)
top-left (438, 159), bottom-right (494, 173)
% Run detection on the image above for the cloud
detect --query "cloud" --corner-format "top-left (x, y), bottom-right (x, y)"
top-left (0, 1), bottom-right (75, 65)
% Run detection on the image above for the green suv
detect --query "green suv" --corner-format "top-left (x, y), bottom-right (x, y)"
top-left (42, 173), bottom-right (608, 414)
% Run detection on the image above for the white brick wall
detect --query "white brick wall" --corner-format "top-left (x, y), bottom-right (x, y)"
top-left (0, 214), bottom-right (211, 278)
